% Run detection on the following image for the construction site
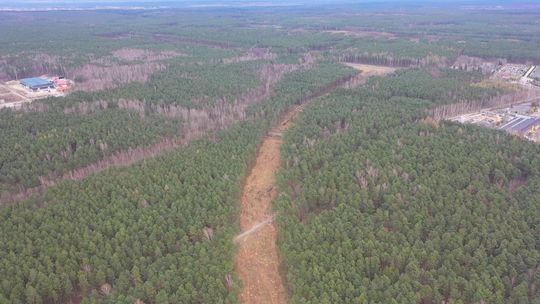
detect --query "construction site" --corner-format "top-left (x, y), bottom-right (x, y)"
top-left (491, 63), bottom-right (538, 88)
top-left (449, 60), bottom-right (540, 142)
top-left (0, 76), bottom-right (72, 109)
top-left (492, 64), bottom-right (530, 81)
top-left (452, 100), bottom-right (540, 142)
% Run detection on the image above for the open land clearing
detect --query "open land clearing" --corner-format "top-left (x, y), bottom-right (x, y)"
top-left (0, 82), bottom-right (31, 108)
top-left (489, 63), bottom-right (538, 88)
top-left (0, 78), bottom-right (69, 109)
top-left (234, 83), bottom-right (332, 304)
top-left (472, 79), bottom-right (521, 91)
top-left (492, 64), bottom-right (530, 81)
top-left (345, 63), bottom-right (397, 75)
top-left (234, 113), bottom-right (290, 304)
top-left (342, 63), bottom-right (397, 88)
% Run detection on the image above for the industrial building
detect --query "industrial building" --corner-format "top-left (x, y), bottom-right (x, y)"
top-left (0, 75), bottom-right (73, 109)
top-left (20, 77), bottom-right (55, 91)
top-left (452, 101), bottom-right (540, 142)
top-left (499, 116), bottom-right (540, 133)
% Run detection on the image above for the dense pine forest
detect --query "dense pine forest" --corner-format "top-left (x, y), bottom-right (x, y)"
top-left (277, 70), bottom-right (539, 303)
top-left (0, 2), bottom-right (539, 303)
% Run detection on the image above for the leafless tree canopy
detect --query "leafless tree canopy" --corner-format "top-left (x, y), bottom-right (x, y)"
top-left (69, 62), bottom-right (166, 91)
top-left (429, 88), bottom-right (540, 120)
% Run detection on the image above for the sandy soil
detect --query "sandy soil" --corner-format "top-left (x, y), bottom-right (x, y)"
top-left (344, 63), bottom-right (397, 75)
top-left (5, 81), bottom-right (63, 100)
top-left (0, 86), bottom-right (10, 94)
top-left (234, 104), bottom-right (305, 304)
top-left (235, 137), bottom-right (287, 303)
top-left (233, 70), bottom-right (349, 302)
top-left (235, 137), bottom-right (287, 304)
top-left (342, 63), bottom-right (397, 88)
top-left (0, 83), bottom-right (30, 108)
top-left (0, 93), bottom-right (25, 102)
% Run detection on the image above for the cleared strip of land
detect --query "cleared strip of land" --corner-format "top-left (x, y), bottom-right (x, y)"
top-left (234, 73), bottom-right (354, 304)
top-left (235, 130), bottom-right (288, 304)
top-left (234, 101), bottom-right (306, 304)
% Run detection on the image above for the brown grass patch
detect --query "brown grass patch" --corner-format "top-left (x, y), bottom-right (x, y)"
top-left (235, 114), bottom-right (292, 304)
top-left (342, 63), bottom-right (397, 88)
top-left (345, 63), bottom-right (397, 75)
top-left (472, 80), bottom-right (521, 91)
top-left (0, 93), bottom-right (25, 102)
top-left (421, 116), bottom-right (440, 128)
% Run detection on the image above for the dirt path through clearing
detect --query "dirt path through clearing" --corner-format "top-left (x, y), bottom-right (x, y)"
top-left (234, 73), bottom-right (355, 304)
top-left (234, 104), bottom-right (304, 304)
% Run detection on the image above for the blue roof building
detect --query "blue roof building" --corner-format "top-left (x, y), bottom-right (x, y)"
top-left (20, 77), bottom-right (54, 91)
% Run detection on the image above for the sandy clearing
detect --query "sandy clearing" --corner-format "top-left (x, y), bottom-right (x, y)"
top-left (235, 132), bottom-right (288, 304)
top-left (234, 99), bottom-right (308, 304)
top-left (344, 63), bottom-right (397, 75)
top-left (233, 72), bottom-right (354, 304)
top-left (342, 63), bottom-right (398, 88)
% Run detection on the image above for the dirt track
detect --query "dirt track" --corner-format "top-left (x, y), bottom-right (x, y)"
top-left (235, 104), bottom-right (303, 304)
top-left (233, 72), bottom-right (355, 304)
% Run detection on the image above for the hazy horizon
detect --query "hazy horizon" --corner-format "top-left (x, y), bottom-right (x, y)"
top-left (2, 0), bottom-right (538, 10)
